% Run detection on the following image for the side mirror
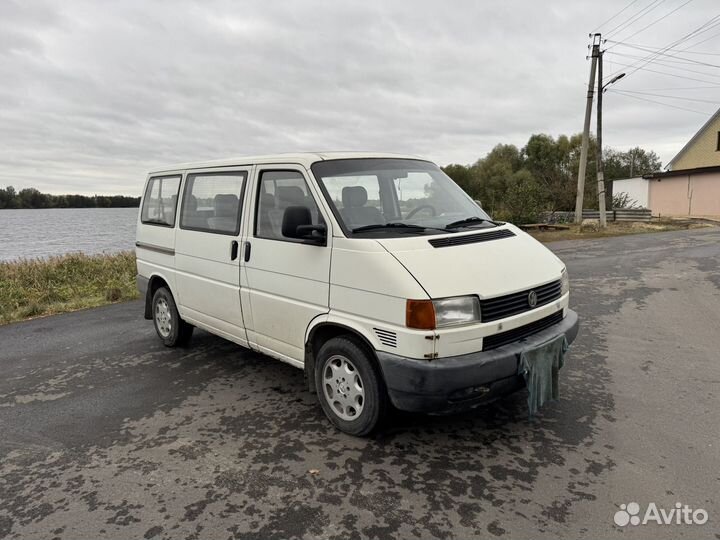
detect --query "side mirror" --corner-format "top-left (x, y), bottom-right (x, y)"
top-left (282, 206), bottom-right (327, 244)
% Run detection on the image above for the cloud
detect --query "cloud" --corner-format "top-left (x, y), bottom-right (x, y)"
top-left (0, 0), bottom-right (717, 194)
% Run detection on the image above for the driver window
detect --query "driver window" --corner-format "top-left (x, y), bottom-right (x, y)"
top-left (255, 170), bottom-right (322, 241)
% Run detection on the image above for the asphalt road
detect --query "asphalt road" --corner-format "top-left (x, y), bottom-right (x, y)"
top-left (1, 228), bottom-right (719, 540)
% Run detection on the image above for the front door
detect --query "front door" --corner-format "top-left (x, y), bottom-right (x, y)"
top-left (241, 166), bottom-right (332, 364)
top-left (174, 168), bottom-right (250, 346)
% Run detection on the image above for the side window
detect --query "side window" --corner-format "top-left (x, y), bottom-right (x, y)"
top-left (180, 172), bottom-right (246, 235)
top-left (255, 170), bottom-right (322, 241)
top-left (141, 175), bottom-right (181, 227)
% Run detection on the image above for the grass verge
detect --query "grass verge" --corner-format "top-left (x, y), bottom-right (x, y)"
top-left (0, 251), bottom-right (139, 325)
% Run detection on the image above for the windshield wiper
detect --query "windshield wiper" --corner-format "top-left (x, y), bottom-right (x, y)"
top-left (444, 216), bottom-right (498, 229)
top-left (352, 222), bottom-right (447, 234)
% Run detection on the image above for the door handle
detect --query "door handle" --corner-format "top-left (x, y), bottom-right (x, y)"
top-left (230, 240), bottom-right (239, 261)
top-left (244, 241), bottom-right (251, 262)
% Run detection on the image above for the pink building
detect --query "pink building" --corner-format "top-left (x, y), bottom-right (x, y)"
top-left (643, 108), bottom-right (720, 219)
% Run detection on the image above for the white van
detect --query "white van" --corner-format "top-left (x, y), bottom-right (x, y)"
top-left (136, 153), bottom-right (578, 435)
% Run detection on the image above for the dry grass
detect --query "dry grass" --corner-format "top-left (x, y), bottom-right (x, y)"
top-left (528, 220), bottom-right (712, 243)
top-left (0, 251), bottom-right (139, 325)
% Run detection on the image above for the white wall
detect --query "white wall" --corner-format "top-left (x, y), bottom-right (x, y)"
top-left (612, 177), bottom-right (649, 208)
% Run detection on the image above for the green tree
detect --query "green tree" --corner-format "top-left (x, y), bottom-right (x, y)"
top-left (604, 147), bottom-right (662, 180)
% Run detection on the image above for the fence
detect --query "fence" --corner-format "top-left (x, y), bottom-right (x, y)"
top-left (545, 208), bottom-right (652, 223)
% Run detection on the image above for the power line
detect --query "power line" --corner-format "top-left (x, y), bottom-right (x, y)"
top-left (604, 15), bottom-right (720, 82)
top-left (610, 89), bottom-right (720, 103)
top-left (605, 39), bottom-right (720, 56)
top-left (605, 0), bottom-right (668, 39)
top-left (606, 42), bottom-right (720, 66)
top-left (642, 85), bottom-right (720, 90)
top-left (678, 28), bottom-right (720, 51)
top-left (595, 0), bottom-right (644, 32)
top-left (605, 60), bottom-right (720, 84)
top-left (608, 89), bottom-right (713, 114)
top-left (606, 0), bottom-right (695, 46)
top-left (606, 51), bottom-right (720, 77)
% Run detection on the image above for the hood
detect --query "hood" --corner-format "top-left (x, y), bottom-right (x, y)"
top-left (375, 225), bottom-right (564, 299)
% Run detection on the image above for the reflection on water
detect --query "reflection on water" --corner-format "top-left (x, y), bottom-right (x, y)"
top-left (0, 207), bottom-right (138, 262)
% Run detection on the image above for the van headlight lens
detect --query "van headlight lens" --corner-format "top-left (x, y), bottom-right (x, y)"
top-left (560, 268), bottom-right (570, 295)
top-left (433, 296), bottom-right (481, 327)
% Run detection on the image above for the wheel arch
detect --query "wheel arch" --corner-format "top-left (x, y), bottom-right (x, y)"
top-left (144, 273), bottom-right (175, 320)
top-left (304, 317), bottom-right (381, 394)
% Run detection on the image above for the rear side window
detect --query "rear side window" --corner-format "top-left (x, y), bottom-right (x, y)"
top-left (141, 175), bottom-right (181, 227)
top-left (255, 170), bottom-right (322, 241)
top-left (180, 172), bottom-right (247, 235)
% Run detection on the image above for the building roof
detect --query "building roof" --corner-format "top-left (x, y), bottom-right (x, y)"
top-left (644, 164), bottom-right (720, 179)
top-left (667, 106), bottom-right (720, 170)
top-left (148, 151), bottom-right (427, 174)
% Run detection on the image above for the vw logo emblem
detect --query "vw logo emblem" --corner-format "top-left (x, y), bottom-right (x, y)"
top-left (527, 290), bottom-right (538, 308)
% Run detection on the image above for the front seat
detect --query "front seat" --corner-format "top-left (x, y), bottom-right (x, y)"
top-left (340, 186), bottom-right (384, 229)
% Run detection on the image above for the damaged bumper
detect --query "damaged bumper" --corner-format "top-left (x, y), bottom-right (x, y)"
top-left (376, 309), bottom-right (580, 413)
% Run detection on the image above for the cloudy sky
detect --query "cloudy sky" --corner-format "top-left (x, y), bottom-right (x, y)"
top-left (1, 0), bottom-right (718, 195)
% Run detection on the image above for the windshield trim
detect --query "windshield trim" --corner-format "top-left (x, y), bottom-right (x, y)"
top-left (311, 157), bottom-right (490, 239)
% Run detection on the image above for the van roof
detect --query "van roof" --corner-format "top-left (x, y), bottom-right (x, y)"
top-left (148, 151), bottom-right (430, 174)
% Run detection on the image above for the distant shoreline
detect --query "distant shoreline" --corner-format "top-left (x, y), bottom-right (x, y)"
top-left (1, 186), bottom-right (140, 210)
top-left (0, 206), bottom-right (139, 210)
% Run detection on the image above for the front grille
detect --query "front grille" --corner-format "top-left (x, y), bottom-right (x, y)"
top-left (480, 280), bottom-right (562, 322)
top-left (428, 228), bottom-right (515, 248)
top-left (482, 311), bottom-right (564, 351)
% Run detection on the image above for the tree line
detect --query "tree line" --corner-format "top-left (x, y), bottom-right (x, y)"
top-left (0, 186), bottom-right (140, 209)
top-left (442, 133), bottom-right (661, 223)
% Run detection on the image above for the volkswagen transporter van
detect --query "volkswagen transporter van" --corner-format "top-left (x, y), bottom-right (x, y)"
top-left (136, 153), bottom-right (579, 435)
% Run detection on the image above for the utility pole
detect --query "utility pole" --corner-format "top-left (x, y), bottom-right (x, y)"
top-left (596, 48), bottom-right (607, 228)
top-left (574, 33), bottom-right (601, 224)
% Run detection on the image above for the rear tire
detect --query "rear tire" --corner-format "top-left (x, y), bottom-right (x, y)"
top-left (152, 287), bottom-right (193, 347)
top-left (315, 336), bottom-right (387, 436)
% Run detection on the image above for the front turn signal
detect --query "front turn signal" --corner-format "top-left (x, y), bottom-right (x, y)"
top-left (406, 299), bottom-right (436, 330)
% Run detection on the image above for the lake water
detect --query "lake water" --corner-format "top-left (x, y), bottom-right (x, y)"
top-left (0, 207), bottom-right (139, 262)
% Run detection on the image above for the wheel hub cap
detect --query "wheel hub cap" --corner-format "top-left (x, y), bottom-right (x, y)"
top-left (322, 355), bottom-right (365, 421)
top-left (155, 298), bottom-right (172, 337)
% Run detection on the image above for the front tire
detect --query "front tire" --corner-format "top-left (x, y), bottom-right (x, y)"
top-left (152, 287), bottom-right (193, 347)
top-left (315, 336), bottom-right (387, 436)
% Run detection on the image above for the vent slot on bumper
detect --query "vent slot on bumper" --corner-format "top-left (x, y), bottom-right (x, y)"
top-left (482, 311), bottom-right (564, 351)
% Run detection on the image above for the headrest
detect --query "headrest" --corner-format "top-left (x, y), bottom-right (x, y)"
top-left (277, 186), bottom-right (305, 205)
top-left (214, 194), bottom-right (238, 217)
top-left (342, 186), bottom-right (368, 208)
top-left (260, 193), bottom-right (275, 209)
top-left (184, 194), bottom-right (197, 212)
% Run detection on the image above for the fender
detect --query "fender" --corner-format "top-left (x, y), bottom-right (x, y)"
top-left (304, 312), bottom-right (384, 393)
top-left (142, 271), bottom-right (179, 320)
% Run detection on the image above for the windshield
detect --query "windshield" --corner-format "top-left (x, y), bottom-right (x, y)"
top-left (311, 158), bottom-right (494, 236)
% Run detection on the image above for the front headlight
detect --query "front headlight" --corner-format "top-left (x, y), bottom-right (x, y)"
top-left (433, 296), bottom-right (481, 327)
top-left (560, 268), bottom-right (570, 295)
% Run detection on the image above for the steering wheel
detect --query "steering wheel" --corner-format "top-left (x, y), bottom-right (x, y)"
top-left (406, 204), bottom-right (437, 219)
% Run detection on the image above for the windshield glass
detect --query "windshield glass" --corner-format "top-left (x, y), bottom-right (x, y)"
top-left (311, 158), bottom-right (493, 236)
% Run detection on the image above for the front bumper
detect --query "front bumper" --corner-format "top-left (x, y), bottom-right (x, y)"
top-left (376, 309), bottom-right (579, 413)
